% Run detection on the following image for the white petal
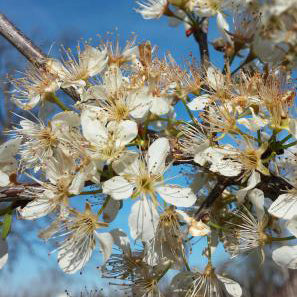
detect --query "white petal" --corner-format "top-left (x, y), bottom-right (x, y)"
top-left (210, 159), bottom-right (242, 177)
top-left (287, 216), bottom-right (297, 237)
top-left (237, 117), bottom-right (268, 132)
top-left (18, 197), bottom-right (56, 220)
top-left (51, 111), bottom-right (80, 129)
top-left (112, 151), bottom-right (140, 176)
top-left (128, 92), bottom-right (151, 119)
top-left (69, 171), bottom-right (87, 195)
top-left (58, 238), bottom-right (94, 274)
top-left (95, 232), bottom-right (114, 263)
top-left (104, 65), bottom-right (123, 94)
top-left (0, 138), bottom-right (21, 160)
top-left (289, 119), bottom-right (297, 139)
top-left (0, 171), bottom-right (9, 187)
top-left (236, 171), bottom-right (260, 203)
top-left (128, 198), bottom-right (159, 242)
top-left (82, 46), bottom-right (108, 77)
top-left (268, 193), bottom-right (297, 220)
top-left (147, 137), bottom-right (170, 175)
top-left (187, 95), bottom-right (210, 111)
top-left (0, 238), bottom-right (8, 269)
top-left (150, 97), bottom-right (170, 116)
top-left (102, 176), bottom-right (134, 200)
top-left (115, 120), bottom-right (138, 147)
top-left (109, 229), bottom-right (130, 254)
top-left (217, 12), bottom-right (231, 43)
top-left (157, 185), bottom-right (196, 207)
top-left (81, 107), bottom-right (108, 145)
top-left (207, 66), bottom-right (224, 90)
top-left (272, 245), bottom-right (297, 269)
top-left (194, 151), bottom-right (208, 166)
top-left (248, 188), bottom-right (265, 220)
top-left (218, 275), bottom-right (242, 297)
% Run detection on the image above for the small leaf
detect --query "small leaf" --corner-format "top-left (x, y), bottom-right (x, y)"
top-left (2, 211), bottom-right (12, 239)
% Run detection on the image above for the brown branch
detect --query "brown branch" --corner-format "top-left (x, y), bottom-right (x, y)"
top-left (192, 18), bottom-right (210, 70)
top-left (174, 158), bottom-right (293, 216)
top-left (0, 13), bottom-right (80, 101)
top-left (0, 14), bottom-right (45, 66)
top-left (195, 176), bottom-right (231, 220)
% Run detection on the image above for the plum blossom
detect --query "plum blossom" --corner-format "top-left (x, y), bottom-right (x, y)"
top-left (103, 138), bottom-right (197, 241)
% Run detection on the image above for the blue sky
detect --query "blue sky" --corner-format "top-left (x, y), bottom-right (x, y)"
top-left (0, 1), bottom-right (227, 295)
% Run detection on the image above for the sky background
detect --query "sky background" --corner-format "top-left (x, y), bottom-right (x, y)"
top-left (0, 1), bottom-right (227, 296)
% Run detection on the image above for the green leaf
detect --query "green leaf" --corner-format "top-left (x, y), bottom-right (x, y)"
top-left (2, 211), bottom-right (12, 239)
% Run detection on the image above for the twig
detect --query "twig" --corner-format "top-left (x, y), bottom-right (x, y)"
top-left (0, 13), bottom-right (80, 101)
top-left (195, 176), bottom-right (231, 220)
top-left (192, 18), bottom-right (210, 70)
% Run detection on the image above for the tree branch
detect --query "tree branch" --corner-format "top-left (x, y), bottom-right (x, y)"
top-left (0, 13), bottom-right (80, 101)
top-left (193, 18), bottom-right (210, 70)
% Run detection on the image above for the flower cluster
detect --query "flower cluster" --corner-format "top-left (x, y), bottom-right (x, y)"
top-left (136, 0), bottom-right (297, 70)
top-left (0, 1), bottom-right (296, 296)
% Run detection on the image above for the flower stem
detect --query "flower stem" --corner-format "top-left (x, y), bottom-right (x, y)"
top-left (79, 189), bottom-right (102, 196)
top-left (269, 235), bottom-right (296, 242)
top-left (282, 141), bottom-right (297, 149)
top-left (280, 133), bottom-right (293, 144)
top-left (47, 93), bottom-right (71, 111)
top-left (98, 195), bottom-right (111, 216)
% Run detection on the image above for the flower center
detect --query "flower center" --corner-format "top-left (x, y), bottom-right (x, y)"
top-left (137, 175), bottom-right (154, 193)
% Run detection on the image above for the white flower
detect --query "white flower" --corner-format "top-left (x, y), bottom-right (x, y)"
top-left (193, 1), bottom-right (235, 41)
top-left (13, 112), bottom-right (80, 170)
top-left (103, 138), bottom-right (197, 241)
top-left (11, 65), bottom-right (60, 110)
top-left (81, 106), bottom-right (138, 163)
top-left (136, 86), bottom-right (172, 117)
top-left (0, 138), bottom-right (21, 187)
top-left (224, 207), bottom-right (268, 258)
top-left (49, 45), bottom-right (108, 93)
top-left (171, 266), bottom-right (242, 297)
top-left (81, 66), bottom-right (151, 122)
top-left (55, 203), bottom-right (113, 274)
top-left (144, 207), bottom-right (186, 269)
top-left (268, 190), bottom-right (297, 220)
top-left (19, 152), bottom-right (78, 220)
top-left (178, 122), bottom-right (211, 162)
top-left (135, 0), bottom-right (169, 19)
